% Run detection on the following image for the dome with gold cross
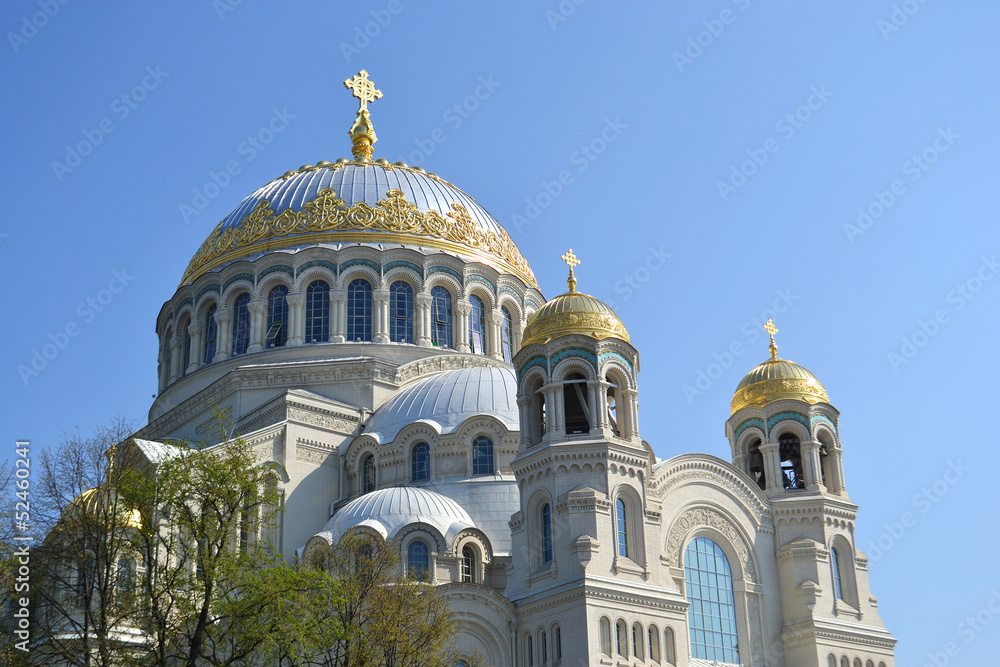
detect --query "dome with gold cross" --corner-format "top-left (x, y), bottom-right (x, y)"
top-left (730, 319), bottom-right (829, 414)
top-left (521, 250), bottom-right (629, 347)
top-left (180, 70), bottom-right (536, 289)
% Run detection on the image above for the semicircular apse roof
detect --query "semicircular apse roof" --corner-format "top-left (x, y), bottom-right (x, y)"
top-left (364, 366), bottom-right (519, 444)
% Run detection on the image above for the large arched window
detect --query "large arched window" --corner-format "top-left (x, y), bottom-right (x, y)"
top-left (232, 293), bottom-right (251, 356)
top-left (203, 306), bottom-right (218, 365)
top-left (347, 278), bottom-right (373, 342)
top-left (406, 541), bottom-right (429, 581)
top-left (563, 372), bottom-right (590, 434)
top-left (361, 454), bottom-right (376, 494)
top-left (389, 280), bottom-right (414, 344)
top-left (616, 497), bottom-right (629, 558)
top-left (501, 306), bottom-right (513, 363)
top-left (684, 537), bottom-right (740, 664)
top-left (430, 286), bottom-right (451, 348)
top-left (541, 502), bottom-right (553, 563)
top-left (411, 442), bottom-right (430, 482)
top-left (305, 280), bottom-right (330, 344)
top-left (468, 294), bottom-right (486, 354)
top-left (831, 546), bottom-right (844, 600)
top-left (461, 545), bottom-right (476, 583)
top-left (472, 435), bottom-right (494, 475)
top-left (266, 285), bottom-right (289, 348)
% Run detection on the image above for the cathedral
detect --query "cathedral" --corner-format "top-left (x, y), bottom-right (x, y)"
top-left (134, 71), bottom-right (896, 666)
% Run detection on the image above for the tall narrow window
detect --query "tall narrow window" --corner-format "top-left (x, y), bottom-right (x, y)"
top-left (541, 502), bottom-right (553, 563)
top-left (203, 306), bottom-right (218, 365)
top-left (616, 497), bottom-right (629, 558)
top-left (461, 545), bottom-right (476, 583)
top-left (411, 442), bottom-right (430, 482)
top-left (563, 373), bottom-right (590, 434)
top-left (600, 618), bottom-right (612, 655)
top-left (116, 558), bottom-right (132, 596)
top-left (430, 286), bottom-right (452, 348)
top-left (525, 634), bottom-right (534, 667)
top-left (747, 438), bottom-right (766, 490)
top-left (472, 435), bottom-right (494, 475)
top-left (831, 546), bottom-right (844, 600)
top-left (632, 623), bottom-right (644, 660)
top-left (361, 454), bottom-right (376, 494)
top-left (407, 541), bottom-right (429, 581)
top-left (684, 537), bottom-right (740, 664)
top-left (468, 294), bottom-right (486, 354)
top-left (305, 280), bottom-right (330, 344)
top-left (615, 620), bottom-right (627, 657)
top-left (648, 625), bottom-right (661, 662)
top-left (181, 316), bottom-right (191, 374)
top-left (347, 278), bottom-right (373, 342)
top-left (606, 375), bottom-right (622, 437)
top-left (540, 630), bottom-right (547, 663)
top-left (232, 293), bottom-right (251, 355)
top-left (501, 306), bottom-right (513, 362)
top-left (266, 285), bottom-right (289, 348)
top-left (554, 625), bottom-right (562, 660)
top-left (665, 627), bottom-right (676, 665)
top-left (389, 280), bottom-right (414, 343)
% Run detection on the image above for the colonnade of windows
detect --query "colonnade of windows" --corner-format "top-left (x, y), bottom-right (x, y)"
top-left (599, 616), bottom-right (676, 664)
top-left (829, 655), bottom-right (887, 667)
top-left (522, 623), bottom-right (562, 666)
top-left (357, 436), bottom-right (498, 495)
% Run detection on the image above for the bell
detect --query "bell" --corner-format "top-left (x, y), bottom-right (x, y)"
top-left (748, 448), bottom-right (764, 473)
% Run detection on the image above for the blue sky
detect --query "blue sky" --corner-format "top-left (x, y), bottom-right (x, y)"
top-left (2, 1), bottom-right (998, 663)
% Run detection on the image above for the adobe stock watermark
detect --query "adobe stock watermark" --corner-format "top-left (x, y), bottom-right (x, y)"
top-left (682, 289), bottom-right (798, 403)
top-left (867, 459), bottom-right (967, 563)
top-left (510, 117), bottom-right (627, 233)
top-left (843, 127), bottom-right (958, 243)
top-left (339, 0), bottom-right (407, 62)
top-left (11, 440), bottom-right (32, 653)
top-left (672, 0), bottom-right (751, 73)
top-left (923, 589), bottom-right (1000, 667)
top-left (213, 0), bottom-right (244, 20)
top-left (716, 85), bottom-right (832, 202)
top-left (878, 0), bottom-right (932, 40)
top-left (179, 107), bottom-right (295, 224)
top-left (17, 269), bottom-right (134, 385)
top-left (51, 65), bottom-right (169, 182)
top-left (393, 75), bottom-right (501, 166)
top-left (604, 246), bottom-right (672, 310)
top-left (7, 0), bottom-right (71, 53)
top-left (544, 0), bottom-right (590, 30)
top-left (887, 254), bottom-right (996, 372)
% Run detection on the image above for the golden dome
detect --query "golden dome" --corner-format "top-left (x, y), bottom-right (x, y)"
top-left (65, 487), bottom-right (143, 530)
top-left (730, 357), bottom-right (829, 414)
top-left (521, 249), bottom-right (629, 347)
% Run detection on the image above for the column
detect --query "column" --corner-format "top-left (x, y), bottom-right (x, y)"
top-left (543, 383), bottom-right (564, 439)
top-left (157, 350), bottom-right (169, 393)
top-left (489, 311), bottom-right (503, 360)
top-left (516, 395), bottom-right (532, 449)
top-left (286, 292), bottom-right (304, 346)
top-left (168, 336), bottom-right (182, 383)
top-left (831, 448), bottom-right (846, 495)
top-left (416, 293), bottom-right (432, 347)
top-left (802, 440), bottom-right (822, 491)
top-left (622, 388), bottom-right (640, 441)
top-left (373, 289), bottom-right (390, 344)
top-left (759, 441), bottom-right (782, 496)
top-left (331, 289), bottom-right (346, 343)
top-left (186, 321), bottom-right (203, 374)
top-left (214, 307), bottom-right (232, 361)
top-left (247, 299), bottom-right (266, 353)
top-left (588, 379), bottom-right (607, 436)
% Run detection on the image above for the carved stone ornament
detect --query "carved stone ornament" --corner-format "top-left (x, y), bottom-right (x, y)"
top-left (666, 507), bottom-right (756, 581)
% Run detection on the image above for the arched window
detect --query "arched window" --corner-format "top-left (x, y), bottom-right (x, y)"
top-left (528, 376), bottom-right (546, 445)
top-left (615, 619), bottom-right (627, 657)
top-left (684, 537), bottom-right (740, 663)
top-left (599, 617), bottom-right (612, 655)
top-left (181, 316), bottom-right (192, 374)
top-left (632, 622), bottom-right (644, 660)
top-left (778, 432), bottom-right (804, 489)
top-left (361, 454), bottom-right (376, 494)
top-left (854, 659), bottom-right (863, 667)
top-left (747, 438), bottom-right (766, 490)
top-left (648, 624), bottom-right (661, 662)
top-left (430, 286), bottom-right (452, 348)
top-left (541, 502), bottom-right (553, 563)
top-left (540, 629), bottom-right (547, 663)
top-left (468, 294), bottom-right (486, 354)
top-left (606, 373), bottom-right (622, 437)
top-left (266, 285), bottom-right (289, 348)
top-left (563, 372), bottom-right (590, 434)
top-left (866, 660), bottom-right (875, 667)
top-left (553, 624), bottom-right (562, 661)
top-left (347, 278), bottom-right (372, 342)
top-left (406, 541), bottom-right (429, 581)
top-left (501, 306), bottom-right (513, 362)
top-left (203, 305), bottom-right (218, 365)
top-left (389, 280), bottom-right (414, 344)
top-left (472, 435), bottom-right (494, 475)
top-left (831, 546), bottom-right (844, 600)
top-left (232, 293), bottom-right (251, 355)
top-left (841, 657), bottom-right (850, 667)
top-left (665, 627), bottom-right (676, 665)
top-left (305, 280), bottom-right (330, 344)
top-left (461, 545), bottom-right (476, 583)
top-left (616, 497), bottom-right (629, 558)
top-left (525, 633), bottom-right (534, 666)
top-left (411, 442), bottom-right (430, 482)
top-left (828, 655), bottom-right (837, 667)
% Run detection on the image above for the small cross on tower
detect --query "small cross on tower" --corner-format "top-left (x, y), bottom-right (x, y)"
top-left (561, 249), bottom-right (581, 292)
top-left (342, 70), bottom-right (383, 161)
top-left (343, 70), bottom-right (382, 113)
top-left (764, 318), bottom-right (779, 359)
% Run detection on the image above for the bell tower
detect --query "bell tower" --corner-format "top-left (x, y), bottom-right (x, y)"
top-left (726, 320), bottom-right (896, 665)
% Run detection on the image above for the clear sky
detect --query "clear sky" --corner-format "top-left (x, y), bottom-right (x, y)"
top-left (2, 1), bottom-right (998, 663)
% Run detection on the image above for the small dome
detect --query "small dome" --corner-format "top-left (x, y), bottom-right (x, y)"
top-left (364, 366), bottom-right (518, 444)
top-left (521, 290), bottom-right (629, 347)
top-left (320, 486), bottom-right (475, 544)
top-left (65, 487), bottom-right (142, 530)
top-left (731, 357), bottom-right (829, 415)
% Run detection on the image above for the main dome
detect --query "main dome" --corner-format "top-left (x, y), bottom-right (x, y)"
top-left (730, 356), bottom-right (829, 414)
top-left (181, 159), bottom-right (536, 288)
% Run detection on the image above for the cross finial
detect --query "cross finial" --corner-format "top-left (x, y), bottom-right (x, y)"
top-left (343, 70), bottom-right (382, 161)
top-left (763, 318), bottom-right (779, 359)
top-left (561, 249), bottom-right (580, 292)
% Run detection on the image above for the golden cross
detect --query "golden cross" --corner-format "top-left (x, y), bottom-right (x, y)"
top-left (343, 70), bottom-right (382, 113)
top-left (561, 249), bottom-right (581, 270)
top-left (763, 318), bottom-right (779, 359)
